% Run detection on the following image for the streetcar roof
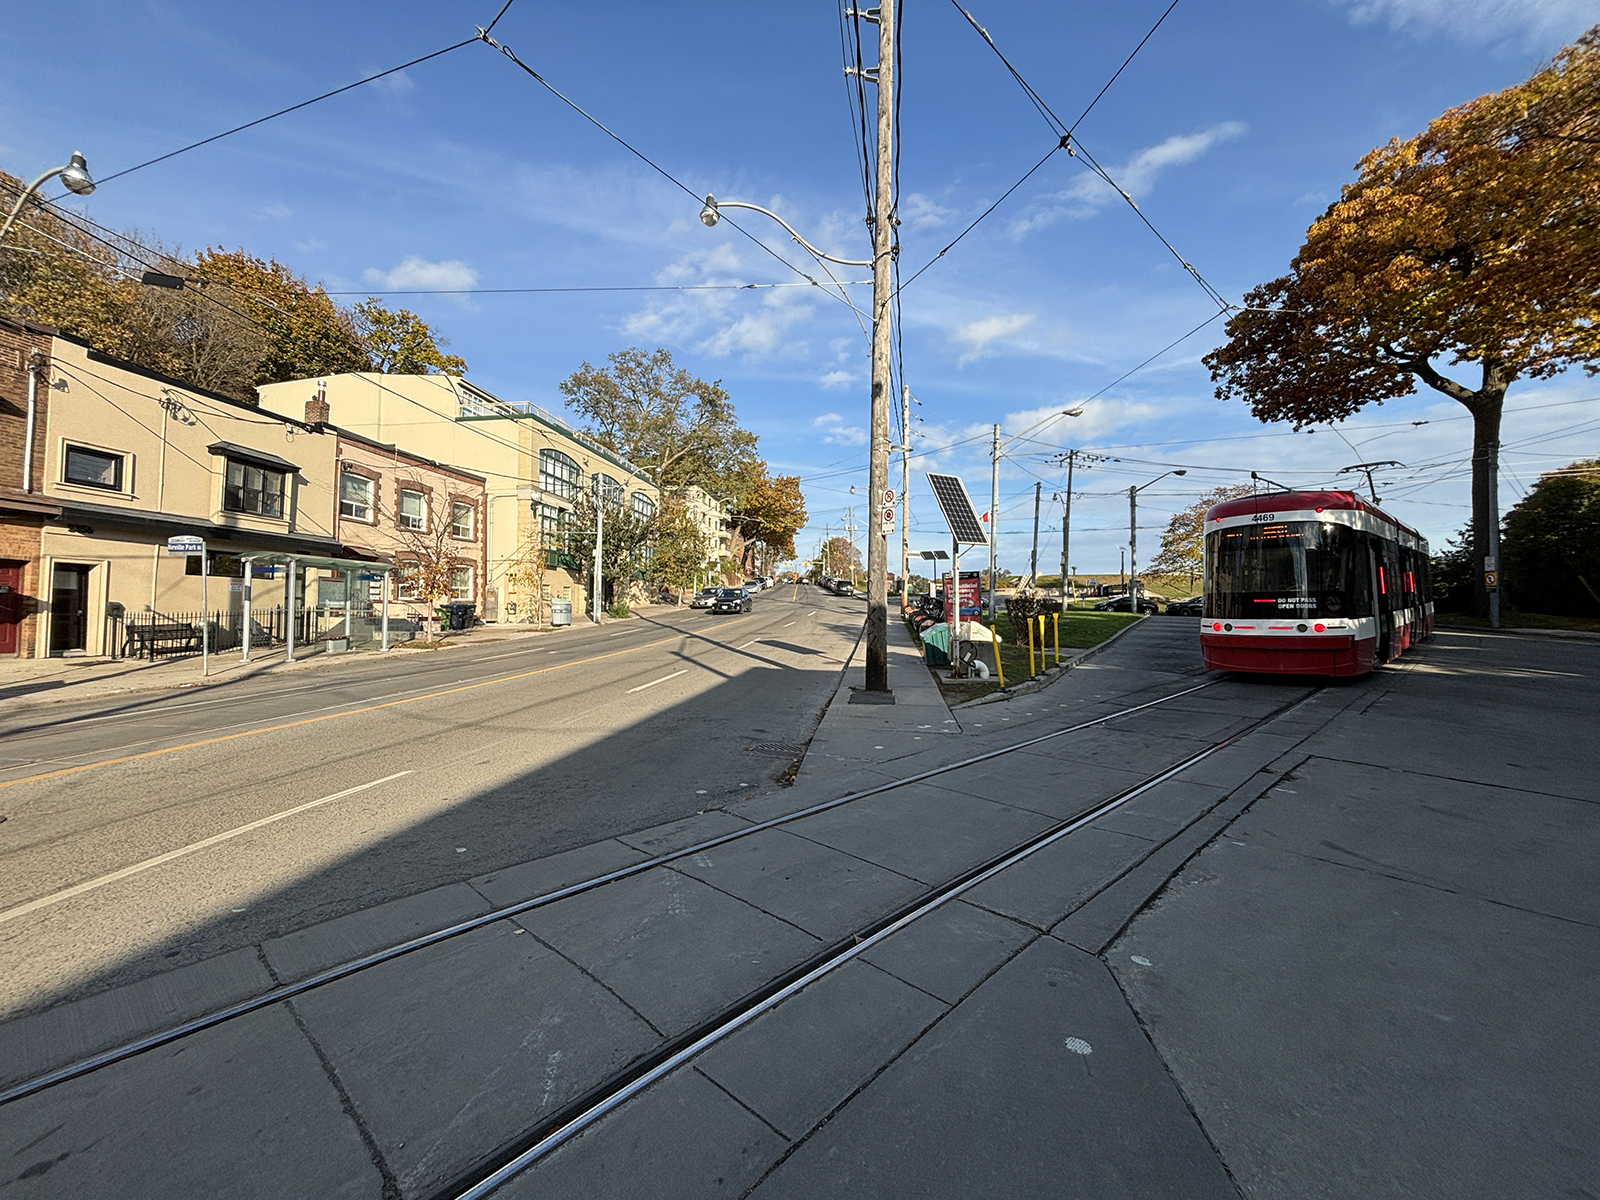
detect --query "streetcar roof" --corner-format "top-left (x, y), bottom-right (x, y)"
top-left (1204, 489), bottom-right (1422, 542)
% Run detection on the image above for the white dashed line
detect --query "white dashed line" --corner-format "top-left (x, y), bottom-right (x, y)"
top-left (627, 670), bottom-right (688, 694)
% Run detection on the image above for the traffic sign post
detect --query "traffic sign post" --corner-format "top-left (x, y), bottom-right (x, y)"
top-left (166, 535), bottom-right (208, 676)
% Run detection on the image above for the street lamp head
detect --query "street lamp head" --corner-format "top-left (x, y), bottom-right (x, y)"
top-left (59, 152), bottom-right (94, 196)
top-left (1062, 407), bottom-right (1084, 418)
top-left (1174, 469), bottom-right (1187, 476)
top-left (699, 195), bottom-right (720, 228)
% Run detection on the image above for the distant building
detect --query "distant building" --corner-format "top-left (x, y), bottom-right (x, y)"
top-left (671, 484), bottom-right (735, 581)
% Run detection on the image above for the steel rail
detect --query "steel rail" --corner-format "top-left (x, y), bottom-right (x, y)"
top-left (0, 677), bottom-right (1221, 1107)
top-left (440, 686), bottom-right (1323, 1200)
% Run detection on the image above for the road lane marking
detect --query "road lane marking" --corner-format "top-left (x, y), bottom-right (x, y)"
top-left (0, 772), bottom-right (415, 925)
top-left (738, 640), bottom-right (759, 649)
top-left (782, 621), bottom-right (795, 627)
top-left (0, 617), bottom-right (762, 792)
top-left (626, 670), bottom-right (688, 694)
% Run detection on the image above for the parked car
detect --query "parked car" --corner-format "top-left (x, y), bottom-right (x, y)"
top-left (833, 579), bottom-right (856, 597)
top-left (1165, 596), bottom-right (1204, 616)
top-left (690, 587), bottom-right (719, 609)
top-left (712, 587), bottom-right (753, 614)
top-left (1093, 594), bottom-right (1159, 615)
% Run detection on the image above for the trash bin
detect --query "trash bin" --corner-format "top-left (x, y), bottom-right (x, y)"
top-left (551, 599), bottom-right (573, 627)
top-left (440, 601), bottom-right (476, 630)
top-left (923, 640), bottom-right (950, 667)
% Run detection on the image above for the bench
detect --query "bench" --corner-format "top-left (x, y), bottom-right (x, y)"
top-left (125, 623), bottom-right (200, 659)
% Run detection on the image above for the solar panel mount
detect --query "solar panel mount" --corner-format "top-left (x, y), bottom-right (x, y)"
top-left (925, 472), bottom-right (988, 545)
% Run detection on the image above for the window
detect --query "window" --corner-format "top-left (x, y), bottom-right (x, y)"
top-left (397, 563), bottom-right (422, 600)
top-left (540, 448), bottom-right (582, 500)
top-left (451, 500), bottom-right (475, 539)
top-left (63, 445), bottom-right (124, 491)
top-left (450, 566), bottom-right (473, 601)
top-left (224, 459), bottom-right (285, 517)
top-left (398, 489), bottom-right (426, 531)
top-left (340, 472), bottom-right (373, 521)
top-left (631, 491), bottom-right (656, 520)
top-left (539, 503), bottom-right (568, 551)
top-left (597, 474), bottom-right (624, 508)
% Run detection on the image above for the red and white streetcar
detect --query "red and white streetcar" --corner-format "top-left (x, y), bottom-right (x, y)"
top-left (1200, 490), bottom-right (1432, 677)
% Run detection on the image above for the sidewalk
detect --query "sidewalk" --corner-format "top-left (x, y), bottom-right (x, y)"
top-left (2, 622), bottom-right (1594, 1198)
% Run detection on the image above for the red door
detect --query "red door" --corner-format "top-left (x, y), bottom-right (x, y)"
top-left (0, 562), bottom-right (21, 655)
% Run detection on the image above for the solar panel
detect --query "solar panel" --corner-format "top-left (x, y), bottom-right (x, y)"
top-left (925, 473), bottom-right (988, 545)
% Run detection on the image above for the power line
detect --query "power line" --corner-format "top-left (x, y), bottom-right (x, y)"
top-left (95, 39), bottom-right (479, 187)
top-left (321, 281), bottom-right (871, 296)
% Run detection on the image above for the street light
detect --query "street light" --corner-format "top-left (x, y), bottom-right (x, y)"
top-left (698, 195), bottom-right (872, 266)
top-left (1128, 470), bottom-right (1186, 612)
top-left (0, 152), bottom-right (95, 244)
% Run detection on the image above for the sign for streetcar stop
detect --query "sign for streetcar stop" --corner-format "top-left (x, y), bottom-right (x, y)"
top-left (879, 504), bottom-right (895, 533)
top-left (166, 535), bottom-right (205, 555)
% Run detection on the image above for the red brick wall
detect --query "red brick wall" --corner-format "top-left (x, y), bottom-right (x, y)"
top-left (0, 321), bottom-right (51, 493)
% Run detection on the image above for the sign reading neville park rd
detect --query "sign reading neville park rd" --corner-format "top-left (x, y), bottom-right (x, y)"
top-left (166, 535), bottom-right (206, 555)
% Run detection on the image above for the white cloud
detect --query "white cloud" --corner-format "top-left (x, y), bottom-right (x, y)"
top-left (363, 256), bottom-right (479, 292)
top-left (819, 370), bottom-right (855, 389)
top-left (365, 68), bottom-right (417, 97)
top-left (1329, 0), bottom-right (1595, 47)
top-left (900, 192), bottom-right (958, 231)
top-left (812, 412), bottom-right (868, 446)
top-left (954, 312), bottom-right (1036, 365)
top-left (255, 202), bottom-right (290, 220)
top-left (1014, 122), bottom-right (1246, 235)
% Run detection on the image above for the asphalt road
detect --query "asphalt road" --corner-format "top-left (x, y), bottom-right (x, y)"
top-left (0, 585), bottom-right (866, 1018)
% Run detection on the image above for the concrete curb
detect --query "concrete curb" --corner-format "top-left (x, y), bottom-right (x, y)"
top-left (951, 614), bottom-right (1152, 709)
top-left (1437, 623), bottom-right (1600, 643)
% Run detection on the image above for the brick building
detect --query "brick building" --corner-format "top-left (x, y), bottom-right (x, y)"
top-left (0, 317), bottom-right (60, 657)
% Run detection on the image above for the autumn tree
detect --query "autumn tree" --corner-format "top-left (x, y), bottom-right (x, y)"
top-left (730, 470), bottom-right (807, 572)
top-left (558, 347), bottom-right (760, 490)
top-left (352, 299), bottom-right (468, 375)
top-left (1205, 27), bottom-right (1600, 619)
top-left (565, 487), bottom-right (657, 613)
top-left (389, 477), bottom-right (471, 638)
top-left (649, 496), bottom-right (710, 600)
top-left (1501, 459), bottom-right (1600, 617)
top-left (1149, 485), bottom-right (1253, 593)
top-left (820, 536), bottom-right (862, 579)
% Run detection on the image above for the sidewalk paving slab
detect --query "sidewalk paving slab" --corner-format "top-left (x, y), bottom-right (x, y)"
top-left (0, 1005), bottom-right (377, 1200)
top-left (290, 919), bottom-right (659, 1200)
top-left (858, 899), bottom-right (1036, 1005)
top-left (616, 809), bottom-right (755, 856)
top-left (470, 838), bottom-right (652, 908)
top-left (262, 881), bottom-right (493, 983)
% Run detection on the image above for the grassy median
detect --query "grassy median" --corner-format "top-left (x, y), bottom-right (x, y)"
top-left (917, 608), bottom-right (1144, 700)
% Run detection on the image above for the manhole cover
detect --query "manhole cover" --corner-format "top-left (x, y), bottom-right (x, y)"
top-left (746, 741), bottom-right (806, 757)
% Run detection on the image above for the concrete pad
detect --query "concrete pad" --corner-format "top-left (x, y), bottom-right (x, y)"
top-left (497, 1066), bottom-right (786, 1200)
top-left (617, 809), bottom-right (754, 856)
top-left (924, 757), bottom-right (1149, 818)
top-left (696, 959), bottom-right (947, 1139)
top-left (1239, 758), bottom-right (1600, 925)
top-left (291, 920), bottom-right (658, 1200)
top-left (670, 829), bottom-right (925, 942)
top-left (1091, 778), bottom-right (1230, 842)
top-left (749, 938), bottom-right (1236, 1200)
top-left (784, 785), bottom-right (1055, 884)
top-left (471, 838), bottom-right (652, 908)
top-left (962, 826), bottom-right (1154, 930)
top-left (0, 947), bottom-right (272, 1090)
top-left (1011, 724), bottom-right (1214, 772)
top-left (1111, 837), bottom-right (1600, 1200)
top-left (516, 868), bottom-right (822, 1032)
top-left (262, 883), bottom-right (492, 982)
top-left (860, 899), bottom-right (1035, 1004)
top-left (0, 1006), bottom-right (377, 1199)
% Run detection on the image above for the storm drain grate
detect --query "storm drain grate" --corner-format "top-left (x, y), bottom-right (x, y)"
top-left (746, 741), bottom-right (807, 757)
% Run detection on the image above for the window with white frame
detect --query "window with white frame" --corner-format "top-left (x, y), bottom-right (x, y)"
top-left (398, 489), bottom-right (426, 531)
top-left (397, 563), bottom-right (422, 600)
top-left (63, 444), bottom-right (125, 491)
top-left (539, 503), bottom-right (568, 551)
top-left (450, 566), bottom-right (473, 601)
top-left (451, 500), bottom-right (474, 539)
top-left (631, 491), bottom-right (656, 520)
top-left (340, 472), bottom-right (373, 521)
top-left (540, 448), bottom-right (582, 500)
top-left (597, 474), bottom-right (624, 508)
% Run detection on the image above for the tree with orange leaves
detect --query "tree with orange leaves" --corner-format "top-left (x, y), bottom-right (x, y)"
top-left (1206, 27), bottom-right (1600, 618)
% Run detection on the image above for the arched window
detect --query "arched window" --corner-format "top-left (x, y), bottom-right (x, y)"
top-left (540, 449), bottom-right (582, 501)
top-left (597, 474), bottom-right (624, 507)
top-left (631, 491), bottom-right (656, 520)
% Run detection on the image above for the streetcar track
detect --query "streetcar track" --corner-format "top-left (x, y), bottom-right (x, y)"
top-left (436, 686), bottom-right (1323, 1200)
top-left (0, 676), bottom-right (1235, 1107)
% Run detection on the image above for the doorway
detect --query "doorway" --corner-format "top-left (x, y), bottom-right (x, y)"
top-left (49, 563), bottom-right (92, 655)
top-left (0, 561), bottom-right (21, 655)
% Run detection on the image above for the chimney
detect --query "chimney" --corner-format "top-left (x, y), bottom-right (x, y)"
top-left (305, 380), bottom-right (329, 426)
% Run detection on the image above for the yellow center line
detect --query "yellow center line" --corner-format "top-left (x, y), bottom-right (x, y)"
top-left (0, 615), bottom-right (761, 791)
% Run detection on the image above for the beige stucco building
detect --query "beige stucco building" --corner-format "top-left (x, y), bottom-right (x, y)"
top-left (259, 373), bottom-right (659, 622)
top-left (30, 335), bottom-right (342, 657)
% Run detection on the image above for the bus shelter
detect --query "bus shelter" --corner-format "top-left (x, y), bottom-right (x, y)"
top-left (237, 552), bottom-right (396, 662)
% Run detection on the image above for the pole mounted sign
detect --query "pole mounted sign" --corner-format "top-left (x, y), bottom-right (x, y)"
top-left (165, 534), bottom-right (209, 676)
top-left (165, 535), bottom-right (205, 555)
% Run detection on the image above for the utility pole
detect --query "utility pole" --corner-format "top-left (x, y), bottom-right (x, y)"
top-left (1029, 481), bottom-right (1042, 584)
top-left (862, 0), bottom-right (896, 693)
top-left (1059, 450), bottom-right (1076, 600)
top-left (988, 423), bottom-right (1000, 620)
top-left (846, 508), bottom-right (858, 584)
top-left (900, 384), bottom-right (911, 610)
top-left (592, 474), bottom-right (604, 623)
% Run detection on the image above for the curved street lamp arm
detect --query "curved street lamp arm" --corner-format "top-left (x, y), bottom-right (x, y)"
top-left (0, 166), bottom-right (73, 245)
top-left (703, 197), bottom-right (874, 267)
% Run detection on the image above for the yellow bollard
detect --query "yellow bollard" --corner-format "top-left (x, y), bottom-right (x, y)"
top-left (1054, 611), bottom-right (1061, 665)
top-left (1037, 615), bottom-right (1046, 668)
top-left (993, 631), bottom-right (1005, 689)
top-left (1027, 618), bottom-right (1036, 676)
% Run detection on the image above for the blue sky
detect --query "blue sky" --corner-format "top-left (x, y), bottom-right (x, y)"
top-left (4, 0), bottom-right (1596, 579)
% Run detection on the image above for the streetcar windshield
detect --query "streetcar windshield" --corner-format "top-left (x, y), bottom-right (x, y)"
top-left (1205, 522), bottom-right (1372, 619)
